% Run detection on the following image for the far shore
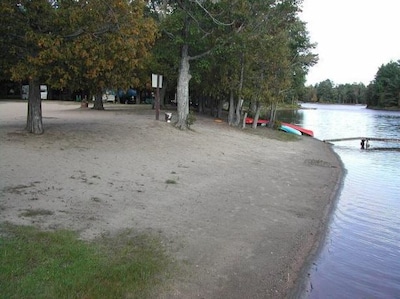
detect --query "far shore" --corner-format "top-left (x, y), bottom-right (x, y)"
top-left (0, 101), bottom-right (343, 298)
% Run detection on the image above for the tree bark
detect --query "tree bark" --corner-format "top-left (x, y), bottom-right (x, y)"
top-left (160, 81), bottom-right (167, 107)
top-left (234, 53), bottom-right (245, 127)
top-left (268, 102), bottom-right (278, 128)
top-left (26, 78), bottom-right (44, 134)
top-left (198, 96), bottom-right (204, 114)
top-left (176, 44), bottom-right (191, 129)
top-left (252, 102), bottom-right (261, 129)
top-left (228, 89), bottom-right (235, 125)
top-left (93, 93), bottom-right (105, 110)
top-left (216, 98), bottom-right (223, 118)
top-left (242, 112), bottom-right (248, 129)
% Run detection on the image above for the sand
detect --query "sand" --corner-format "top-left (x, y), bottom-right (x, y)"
top-left (0, 101), bottom-right (342, 298)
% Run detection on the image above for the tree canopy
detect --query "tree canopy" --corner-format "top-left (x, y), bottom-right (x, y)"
top-left (366, 60), bottom-right (400, 109)
top-left (0, 0), bottom-right (157, 133)
top-left (1, 0), bottom-right (320, 133)
top-left (149, 0), bottom-right (316, 129)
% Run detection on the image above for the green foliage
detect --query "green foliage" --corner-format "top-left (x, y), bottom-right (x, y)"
top-left (0, 0), bottom-right (157, 95)
top-left (165, 179), bottom-right (177, 184)
top-left (316, 79), bottom-right (335, 102)
top-left (147, 0), bottom-right (316, 127)
top-left (19, 209), bottom-right (54, 217)
top-left (0, 223), bottom-right (172, 299)
top-left (186, 110), bottom-right (197, 128)
top-left (273, 120), bottom-right (282, 130)
top-left (0, 0), bottom-right (56, 81)
top-left (1, 0), bottom-right (320, 127)
top-left (366, 60), bottom-right (400, 108)
top-left (305, 80), bottom-right (367, 104)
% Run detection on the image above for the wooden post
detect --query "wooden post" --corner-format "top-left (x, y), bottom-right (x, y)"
top-left (155, 75), bottom-right (160, 120)
top-left (152, 73), bottom-right (162, 120)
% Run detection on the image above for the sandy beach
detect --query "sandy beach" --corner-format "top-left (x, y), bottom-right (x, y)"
top-left (0, 101), bottom-right (342, 298)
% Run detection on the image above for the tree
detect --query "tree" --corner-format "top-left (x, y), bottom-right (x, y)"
top-left (223, 0), bottom-right (314, 128)
top-left (368, 60), bottom-right (400, 108)
top-left (316, 79), bottom-right (335, 102)
top-left (240, 0), bottom-right (309, 127)
top-left (148, 0), bottom-right (316, 130)
top-left (49, 0), bottom-right (157, 110)
top-left (1, 0), bottom-right (59, 134)
top-left (284, 18), bottom-right (318, 105)
top-left (305, 81), bottom-right (367, 104)
top-left (152, 0), bottom-right (242, 129)
top-left (0, 0), bottom-right (157, 134)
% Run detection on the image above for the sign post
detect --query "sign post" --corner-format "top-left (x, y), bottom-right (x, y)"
top-left (152, 74), bottom-right (163, 120)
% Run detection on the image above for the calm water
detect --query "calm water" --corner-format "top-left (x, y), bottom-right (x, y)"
top-left (278, 104), bottom-right (400, 299)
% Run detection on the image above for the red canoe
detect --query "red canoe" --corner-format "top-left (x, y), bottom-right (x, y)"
top-left (245, 117), bottom-right (314, 137)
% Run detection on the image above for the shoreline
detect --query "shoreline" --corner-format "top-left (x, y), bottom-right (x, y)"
top-left (288, 145), bottom-right (345, 299)
top-left (0, 101), bottom-right (343, 298)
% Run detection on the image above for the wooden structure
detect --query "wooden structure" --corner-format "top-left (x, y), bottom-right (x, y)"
top-left (323, 137), bottom-right (400, 149)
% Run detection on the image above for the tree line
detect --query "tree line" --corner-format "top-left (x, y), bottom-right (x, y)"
top-left (301, 60), bottom-right (400, 109)
top-left (0, 0), bottom-right (317, 134)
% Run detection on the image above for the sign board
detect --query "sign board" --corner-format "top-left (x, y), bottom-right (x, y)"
top-left (152, 74), bottom-right (163, 88)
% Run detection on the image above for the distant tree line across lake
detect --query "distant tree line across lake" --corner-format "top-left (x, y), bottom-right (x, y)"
top-left (300, 60), bottom-right (400, 110)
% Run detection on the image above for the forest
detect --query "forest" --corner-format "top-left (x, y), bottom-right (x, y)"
top-left (0, 0), bottom-right (399, 134)
top-left (303, 60), bottom-right (400, 109)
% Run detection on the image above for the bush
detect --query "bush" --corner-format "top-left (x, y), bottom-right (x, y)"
top-left (186, 110), bottom-right (196, 128)
top-left (272, 120), bottom-right (282, 130)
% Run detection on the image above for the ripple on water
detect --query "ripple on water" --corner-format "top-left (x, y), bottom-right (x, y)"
top-left (305, 126), bottom-right (400, 298)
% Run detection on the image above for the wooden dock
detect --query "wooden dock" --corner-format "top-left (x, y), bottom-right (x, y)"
top-left (323, 137), bottom-right (400, 143)
top-left (323, 137), bottom-right (400, 149)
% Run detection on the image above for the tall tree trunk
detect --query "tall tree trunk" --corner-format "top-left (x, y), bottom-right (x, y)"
top-left (160, 81), bottom-right (167, 107)
top-left (242, 112), bottom-right (248, 129)
top-left (198, 96), bottom-right (204, 114)
top-left (93, 93), bottom-right (104, 110)
top-left (252, 101), bottom-right (261, 129)
top-left (250, 100), bottom-right (257, 115)
top-left (216, 98), bottom-right (223, 118)
top-left (176, 44), bottom-right (191, 129)
top-left (269, 102), bottom-right (278, 128)
top-left (228, 89), bottom-right (235, 125)
top-left (234, 53), bottom-right (245, 127)
top-left (26, 78), bottom-right (44, 134)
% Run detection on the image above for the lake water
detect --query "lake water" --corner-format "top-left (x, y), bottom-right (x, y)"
top-left (277, 104), bottom-right (400, 298)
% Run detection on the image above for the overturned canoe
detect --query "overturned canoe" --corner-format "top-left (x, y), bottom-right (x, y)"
top-left (280, 125), bottom-right (302, 135)
top-left (245, 117), bottom-right (314, 137)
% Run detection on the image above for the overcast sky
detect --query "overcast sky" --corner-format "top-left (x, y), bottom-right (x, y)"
top-left (300, 0), bottom-right (400, 86)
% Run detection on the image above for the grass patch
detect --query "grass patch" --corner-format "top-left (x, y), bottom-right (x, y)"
top-left (19, 209), bottom-right (54, 217)
top-left (165, 179), bottom-right (177, 184)
top-left (90, 197), bottom-right (102, 203)
top-left (243, 126), bottom-right (300, 141)
top-left (2, 183), bottom-right (38, 195)
top-left (0, 223), bottom-right (173, 299)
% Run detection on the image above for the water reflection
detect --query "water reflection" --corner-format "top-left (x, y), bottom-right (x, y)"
top-left (289, 104), bottom-right (400, 299)
top-left (275, 109), bottom-right (305, 125)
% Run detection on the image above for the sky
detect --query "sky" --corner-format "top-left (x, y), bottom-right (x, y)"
top-left (300, 0), bottom-right (400, 86)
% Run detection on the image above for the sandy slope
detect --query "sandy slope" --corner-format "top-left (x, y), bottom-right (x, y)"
top-left (0, 101), bottom-right (342, 298)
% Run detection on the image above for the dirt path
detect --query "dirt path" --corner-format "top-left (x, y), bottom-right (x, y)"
top-left (0, 101), bottom-right (342, 298)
